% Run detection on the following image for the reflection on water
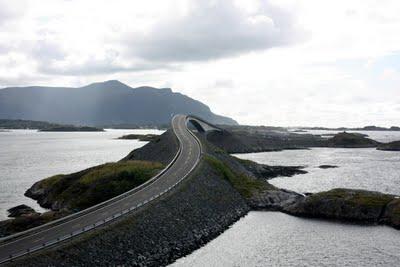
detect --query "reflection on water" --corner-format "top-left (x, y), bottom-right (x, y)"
top-left (0, 129), bottom-right (163, 219)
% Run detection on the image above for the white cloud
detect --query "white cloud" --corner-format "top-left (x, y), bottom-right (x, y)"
top-left (0, 0), bottom-right (400, 126)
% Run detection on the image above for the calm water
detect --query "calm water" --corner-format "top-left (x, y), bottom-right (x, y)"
top-left (235, 148), bottom-right (400, 195)
top-left (173, 131), bottom-right (400, 266)
top-left (0, 129), bottom-right (163, 219)
top-left (173, 212), bottom-right (400, 267)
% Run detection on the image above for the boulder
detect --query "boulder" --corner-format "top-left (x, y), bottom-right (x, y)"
top-left (7, 204), bottom-right (38, 218)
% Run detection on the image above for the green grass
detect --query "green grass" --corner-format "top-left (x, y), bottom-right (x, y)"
top-left (38, 160), bottom-right (164, 210)
top-left (40, 174), bottom-right (65, 187)
top-left (205, 155), bottom-right (267, 198)
top-left (310, 188), bottom-right (394, 208)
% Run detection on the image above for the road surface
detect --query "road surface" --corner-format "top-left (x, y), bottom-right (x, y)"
top-left (0, 114), bottom-right (203, 264)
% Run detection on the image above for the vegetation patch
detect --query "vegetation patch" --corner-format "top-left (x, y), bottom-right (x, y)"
top-left (205, 155), bottom-right (268, 198)
top-left (26, 161), bottom-right (164, 211)
top-left (308, 188), bottom-right (394, 208)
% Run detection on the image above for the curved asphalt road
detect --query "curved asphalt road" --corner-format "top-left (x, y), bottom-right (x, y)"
top-left (0, 114), bottom-right (202, 264)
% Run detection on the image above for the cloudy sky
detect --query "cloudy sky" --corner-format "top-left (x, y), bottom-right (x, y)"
top-left (0, 0), bottom-right (399, 127)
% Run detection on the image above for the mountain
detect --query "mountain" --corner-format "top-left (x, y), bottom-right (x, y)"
top-left (0, 80), bottom-right (237, 126)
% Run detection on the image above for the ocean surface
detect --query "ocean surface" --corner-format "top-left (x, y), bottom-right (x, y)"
top-left (173, 130), bottom-right (400, 266)
top-left (172, 212), bottom-right (400, 267)
top-left (0, 129), bottom-right (163, 219)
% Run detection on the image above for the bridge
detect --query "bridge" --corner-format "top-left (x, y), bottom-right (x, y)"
top-left (0, 115), bottom-right (220, 264)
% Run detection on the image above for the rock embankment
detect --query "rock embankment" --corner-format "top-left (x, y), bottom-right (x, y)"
top-left (283, 188), bottom-right (400, 228)
top-left (9, 159), bottom-right (250, 267)
top-left (377, 141), bottom-right (400, 151)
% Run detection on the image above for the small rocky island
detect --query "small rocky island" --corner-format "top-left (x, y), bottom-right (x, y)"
top-left (39, 125), bottom-right (104, 132)
top-left (0, 119), bottom-right (103, 131)
top-left (284, 189), bottom-right (400, 228)
top-left (325, 132), bottom-right (380, 148)
top-left (377, 141), bottom-right (400, 151)
top-left (117, 134), bottom-right (159, 142)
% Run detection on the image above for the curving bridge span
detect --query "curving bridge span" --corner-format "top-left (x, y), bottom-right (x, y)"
top-left (0, 114), bottom-right (221, 264)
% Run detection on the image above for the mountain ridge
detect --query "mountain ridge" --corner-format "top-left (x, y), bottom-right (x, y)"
top-left (0, 80), bottom-right (237, 126)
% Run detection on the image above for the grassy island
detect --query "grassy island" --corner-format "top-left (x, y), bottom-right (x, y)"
top-left (25, 160), bottom-right (164, 211)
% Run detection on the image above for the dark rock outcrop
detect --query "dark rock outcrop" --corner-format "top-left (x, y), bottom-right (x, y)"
top-left (283, 188), bottom-right (400, 227)
top-left (326, 132), bottom-right (380, 148)
top-left (7, 205), bottom-right (38, 218)
top-left (247, 189), bottom-right (304, 211)
top-left (318, 165), bottom-right (338, 169)
top-left (235, 157), bottom-right (307, 179)
top-left (117, 134), bottom-right (159, 141)
top-left (377, 141), bottom-right (400, 151)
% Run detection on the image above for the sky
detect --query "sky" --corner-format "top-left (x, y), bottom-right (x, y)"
top-left (0, 0), bottom-right (399, 127)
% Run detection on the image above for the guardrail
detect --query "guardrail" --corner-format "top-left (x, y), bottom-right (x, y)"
top-left (0, 115), bottom-right (204, 265)
top-left (0, 122), bottom-right (183, 245)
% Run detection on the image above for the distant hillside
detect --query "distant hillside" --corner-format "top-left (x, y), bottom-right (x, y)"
top-left (0, 119), bottom-right (103, 131)
top-left (0, 119), bottom-right (58, 129)
top-left (0, 80), bottom-right (237, 126)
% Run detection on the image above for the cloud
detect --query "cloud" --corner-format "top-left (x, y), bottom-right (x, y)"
top-left (126, 0), bottom-right (304, 62)
top-left (38, 52), bottom-right (177, 76)
top-left (0, 0), bottom-right (26, 26)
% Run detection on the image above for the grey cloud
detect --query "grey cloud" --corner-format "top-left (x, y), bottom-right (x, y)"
top-left (127, 0), bottom-right (304, 62)
top-left (32, 40), bottom-right (66, 61)
top-left (38, 57), bottom-right (177, 76)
